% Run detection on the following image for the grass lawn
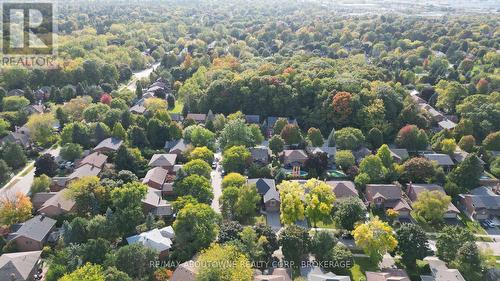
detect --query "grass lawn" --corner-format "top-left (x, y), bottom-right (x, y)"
top-left (168, 100), bottom-right (183, 114)
top-left (20, 163), bottom-right (35, 177)
top-left (315, 220), bottom-right (337, 229)
top-left (458, 213), bottom-right (488, 235)
top-left (350, 257), bottom-right (378, 281)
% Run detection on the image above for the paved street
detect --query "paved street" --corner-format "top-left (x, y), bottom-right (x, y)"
top-left (210, 152), bottom-right (222, 213)
top-left (0, 147), bottom-right (60, 198)
top-left (123, 62), bottom-right (161, 92)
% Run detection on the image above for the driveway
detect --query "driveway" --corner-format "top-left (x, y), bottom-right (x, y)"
top-left (266, 211), bottom-right (282, 232)
top-left (123, 62), bottom-right (161, 92)
top-left (210, 152), bottom-right (222, 213)
top-left (0, 146), bottom-right (60, 198)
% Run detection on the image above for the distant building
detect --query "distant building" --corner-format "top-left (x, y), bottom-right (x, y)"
top-left (1, 132), bottom-right (31, 148)
top-left (185, 113), bottom-right (207, 124)
top-left (165, 139), bottom-right (190, 156)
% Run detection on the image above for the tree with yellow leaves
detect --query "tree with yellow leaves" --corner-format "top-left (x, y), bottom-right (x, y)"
top-left (278, 181), bottom-right (305, 225)
top-left (412, 190), bottom-right (451, 225)
top-left (0, 192), bottom-right (33, 226)
top-left (197, 243), bottom-right (253, 281)
top-left (352, 216), bottom-right (397, 264)
top-left (304, 179), bottom-right (336, 228)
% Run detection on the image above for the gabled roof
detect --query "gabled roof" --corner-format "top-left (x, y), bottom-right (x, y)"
top-left (282, 150), bottom-right (308, 162)
top-left (142, 187), bottom-right (172, 216)
top-left (327, 181), bottom-right (358, 198)
top-left (143, 167), bottom-right (168, 186)
top-left (77, 152), bottom-right (108, 168)
top-left (1, 132), bottom-right (30, 147)
top-left (165, 139), bottom-right (189, 152)
top-left (170, 260), bottom-right (198, 281)
top-left (0, 251), bottom-right (42, 281)
top-left (452, 150), bottom-right (485, 165)
top-left (438, 119), bottom-right (457, 130)
top-left (249, 146), bottom-right (270, 161)
top-left (68, 163), bottom-right (101, 179)
top-left (306, 266), bottom-right (350, 281)
top-left (126, 228), bottom-right (173, 252)
top-left (255, 268), bottom-right (292, 281)
top-left (14, 215), bottom-right (56, 242)
top-left (366, 269), bottom-right (410, 281)
top-left (307, 146), bottom-right (336, 157)
top-left (423, 153), bottom-right (454, 166)
top-left (130, 104), bottom-right (146, 114)
top-left (263, 187), bottom-right (280, 203)
top-left (149, 154), bottom-right (177, 167)
top-left (94, 137), bottom-right (123, 151)
top-left (388, 148), bottom-right (409, 161)
top-left (38, 189), bottom-right (75, 214)
top-left (247, 178), bottom-right (276, 196)
top-left (366, 184), bottom-right (402, 201)
top-left (245, 114), bottom-right (260, 124)
top-left (186, 113), bottom-right (207, 122)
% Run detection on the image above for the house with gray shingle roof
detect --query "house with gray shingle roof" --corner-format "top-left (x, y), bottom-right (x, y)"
top-left (249, 146), bottom-right (270, 165)
top-left (247, 178), bottom-right (280, 211)
top-left (93, 137), bottom-right (123, 153)
top-left (149, 154), bottom-right (177, 172)
top-left (423, 153), bottom-right (454, 170)
top-left (388, 148), bottom-right (409, 163)
top-left (460, 186), bottom-right (500, 220)
top-left (327, 181), bottom-right (358, 199)
top-left (143, 167), bottom-right (169, 190)
top-left (281, 150), bottom-right (308, 168)
top-left (1, 132), bottom-right (31, 148)
top-left (142, 187), bottom-right (172, 217)
top-left (0, 250), bottom-right (42, 281)
top-left (165, 139), bottom-right (190, 156)
top-left (11, 215), bottom-right (56, 251)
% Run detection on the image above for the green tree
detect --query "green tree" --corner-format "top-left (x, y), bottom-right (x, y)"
top-left (146, 118), bottom-right (168, 148)
top-left (25, 113), bottom-right (57, 147)
top-left (304, 179), bottom-right (336, 228)
top-left (357, 155), bottom-right (387, 183)
top-left (448, 154), bottom-right (484, 190)
top-left (127, 126), bottom-right (149, 147)
top-left (367, 127), bottom-right (383, 149)
top-left (111, 123), bottom-right (127, 140)
top-left (273, 118), bottom-right (288, 135)
top-left (412, 190), bottom-right (451, 224)
top-left (59, 263), bottom-right (105, 281)
top-left (222, 172), bottom-right (246, 189)
top-left (436, 226), bottom-right (474, 263)
top-left (30, 175), bottom-right (51, 194)
top-left (2, 142), bottom-right (27, 169)
top-left (222, 145), bottom-right (251, 174)
top-left (173, 202), bottom-right (220, 261)
top-left (395, 224), bottom-right (431, 269)
top-left (269, 135), bottom-right (285, 155)
top-left (280, 124), bottom-right (303, 145)
top-left (110, 182), bottom-right (148, 235)
top-left (334, 127), bottom-right (365, 150)
top-left (197, 244), bottom-right (253, 281)
top-left (396, 125), bottom-right (428, 151)
top-left (67, 176), bottom-right (106, 216)
top-left (453, 242), bottom-right (486, 281)
top-left (307, 128), bottom-right (324, 147)
top-left (458, 135), bottom-right (475, 152)
top-left (352, 217), bottom-right (398, 264)
top-left (333, 197), bottom-right (367, 231)
top-left (61, 143), bottom-right (84, 161)
top-left (278, 181), bottom-right (305, 225)
top-left (2, 96), bottom-right (29, 111)
top-left (34, 153), bottom-right (58, 177)
top-left (440, 138), bottom-right (456, 155)
top-left (376, 144), bottom-right (393, 168)
top-left (108, 244), bottom-right (157, 280)
top-left (0, 193), bottom-right (33, 226)
top-left (182, 159), bottom-right (212, 179)
top-left (435, 80), bottom-right (468, 113)
top-left (279, 225), bottom-right (310, 267)
top-left (0, 160), bottom-right (12, 184)
top-left (234, 184), bottom-right (260, 223)
top-left (218, 119), bottom-right (258, 149)
top-left (402, 157), bottom-right (436, 183)
top-left (174, 174), bottom-right (213, 204)
top-left (189, 146), bottom-right (214, 164)
top-left (0, 118), bottom-right (10, 137)
top-left (483, 131), bottom-right (500, 151)
top-left (335, 150), bottom-right (355, 170)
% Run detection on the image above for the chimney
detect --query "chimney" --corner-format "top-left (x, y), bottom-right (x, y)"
top-left (407, 181), bottom-right (413, 195)
top-left (40, 213), bottom-right (46, 220)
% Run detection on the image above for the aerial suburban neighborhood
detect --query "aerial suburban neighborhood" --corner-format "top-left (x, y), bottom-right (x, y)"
top-left (0, 0), bottom-right (499, 281)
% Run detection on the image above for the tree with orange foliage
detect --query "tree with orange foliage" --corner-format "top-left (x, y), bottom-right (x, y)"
top-left (332, 92), bottom-right (353, 125)
top-left (0, 192), bottom-right (33, 226)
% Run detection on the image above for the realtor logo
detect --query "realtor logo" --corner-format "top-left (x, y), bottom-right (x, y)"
top-left (2, 2), bottom-right (54, 55)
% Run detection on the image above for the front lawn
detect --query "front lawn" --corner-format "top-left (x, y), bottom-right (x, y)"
top-left (168, 100), bottom-right (183, 114)
top-left (458, 213), bottom-right (488, 235)
top-left (349, 257), bottom-right (378, 281)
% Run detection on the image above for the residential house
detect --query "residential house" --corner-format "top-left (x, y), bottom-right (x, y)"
top-left (142, 167), bottom-right (169, 190)
top-left (388, 148), bottom-right (409, 163)
top-left (93, 137), bottom-right (123, 153)
top-left (142, 187), bottom-right (173, 216)
top-left (7, 89), bottom-right (24, 97)
top-left (24, 104), bottom-right (45, 115)
top-left (247, 178), bottom-right (280, 212)
top-left (366, 269), bottom-right (410, 281)
top-left (170, 260), bottom-right (198, 281)
top-left (130, 103), bottom-right (146, 114)
top-left (353, 147), bottom-right (372, 164)
top-left (11, 215), bottom-right (56, 251)
top-left (307, 146), bottom-right (336, 165)
top-left (406, 184), bottom-right (460, 219)
top-left (459, 186), bottom-right (500, 220)
top-left (281, 150), bottom-right (308, 168)
top-left (423, 153), bottom-right (454, 171)
top-left (421, 257), bottom-right (465, 281)
top-left (36, 189), bottom-right (75, 217)
top-left (452, 150), bottom-right (485, 165)
top-left (148, 154), bottom-right (177, 172)
top-left (165, 139), bottom-right (190, 157)
top-left (51, 163), bottom-right (102, 191)
top-left (0, 250), bottom-right (42, 281)
top-left (249, 146), bottom-right (270, 165)
top-left (437, 119), bottom-right (457, 131)
top-left (170, 113), bottom-right (183, 122)
top-left (254, 268), bottom-right (292, 281)
top-left (366, 184), bottom-right (412, 218)
top-left (126, 226), bottom-right (174, 258)
top-left (245, 114), bottom-right (260, 124)
top-left (185, 113), bottom-right (207, 124)
top-left (76, 152), bottom-right (108, 169)
top-left (327, 181), bottom-right (359, 199)
top-left (1, 132), bottom-right (31, 148)
top-left (265, 116), bottom-right (297, 137)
